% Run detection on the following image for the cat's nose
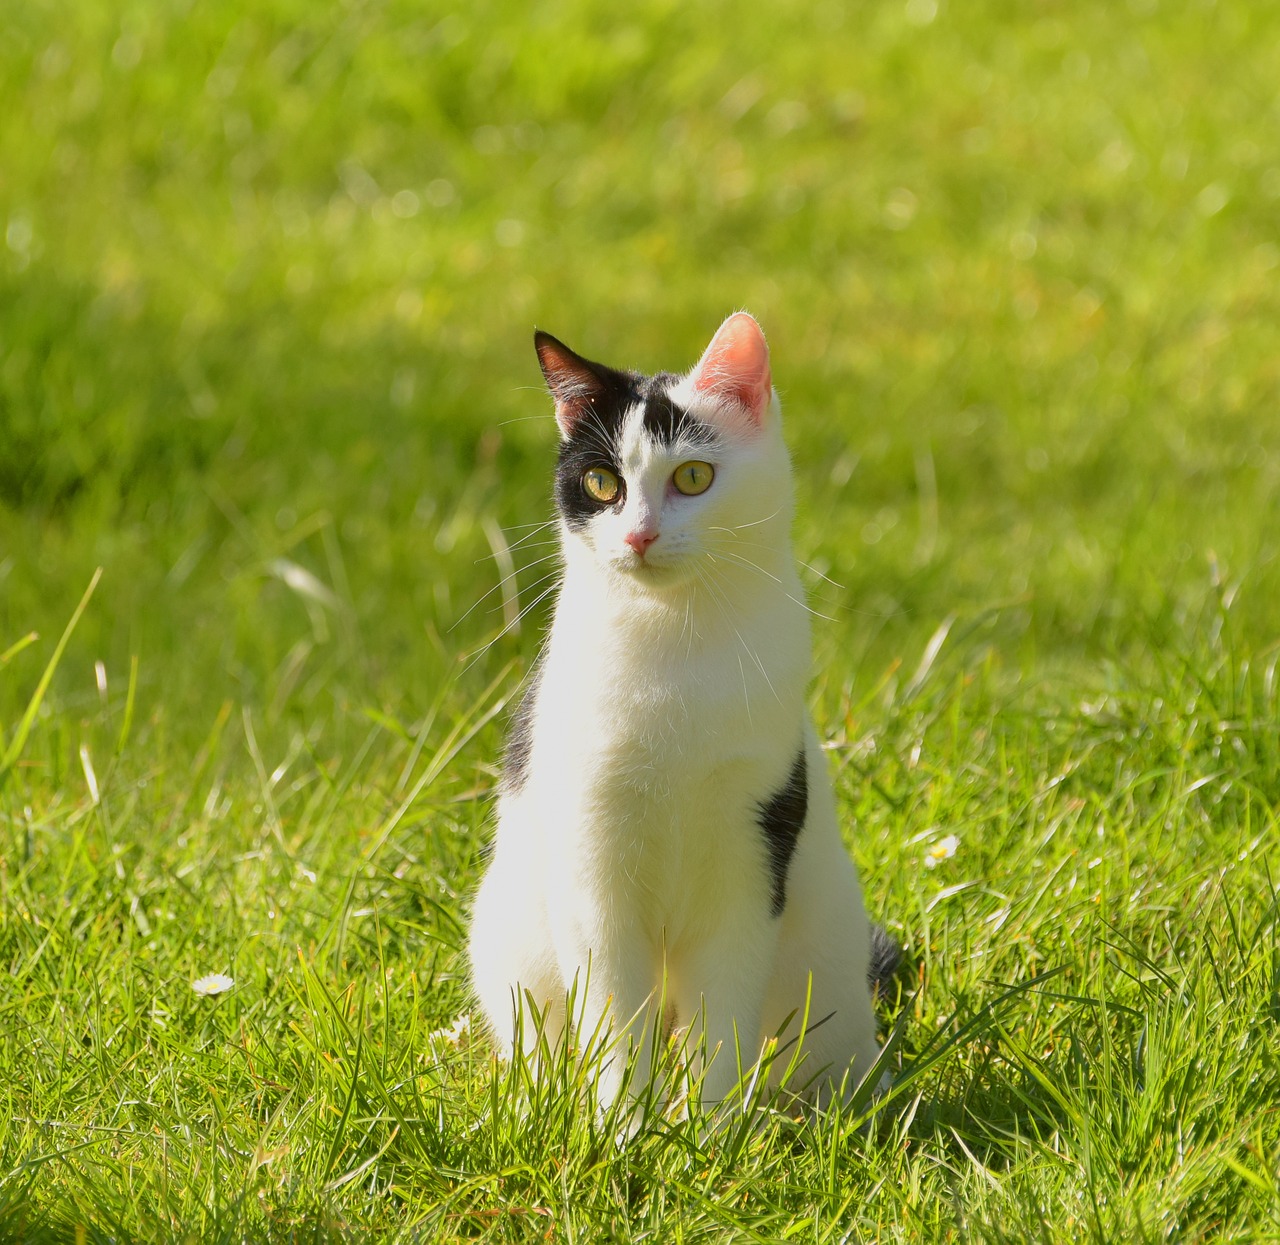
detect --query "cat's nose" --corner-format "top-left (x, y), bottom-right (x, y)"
top-left (625, 530), bottom-right (659, 556)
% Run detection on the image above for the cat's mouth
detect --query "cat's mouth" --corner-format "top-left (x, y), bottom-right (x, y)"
top-left (614, 549), bottom-right (685, 583)
top-left (620, 552), bottom-right (664, 574)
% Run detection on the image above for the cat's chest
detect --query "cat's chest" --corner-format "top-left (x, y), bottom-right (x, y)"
top-left (541, 623), bottom-right (782, 746)
top-left (530, 610), bottom-right (802, 809)
top-left (526, 646), bottom-right (799, 922)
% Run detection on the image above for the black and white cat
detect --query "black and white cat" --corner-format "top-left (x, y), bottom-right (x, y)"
top-left (468, 313), bottom-right (895, 1116)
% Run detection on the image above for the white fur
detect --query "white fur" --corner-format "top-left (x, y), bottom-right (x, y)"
top-left (468, 322), bottom-right (879, 1116)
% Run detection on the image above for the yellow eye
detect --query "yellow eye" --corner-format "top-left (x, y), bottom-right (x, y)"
top-left (582, 466), bottom-right (621, 504)
top-left (672, 460), bottom-right (715, 496)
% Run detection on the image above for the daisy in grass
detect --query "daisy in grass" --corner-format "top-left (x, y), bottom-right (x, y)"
top-left (192, 973), bottom-right (235, 997)
top-left (924, 834), bottom-right (960, 868)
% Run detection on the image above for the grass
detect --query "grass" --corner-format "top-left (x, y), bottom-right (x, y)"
top-left (2, 0), bottom-right (1279, 1238)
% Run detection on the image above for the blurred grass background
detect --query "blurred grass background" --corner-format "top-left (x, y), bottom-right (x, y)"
top-left (4, 0), bottom-right (1277, 748)
top-left (2, 0), bottom-right (1279, 1238)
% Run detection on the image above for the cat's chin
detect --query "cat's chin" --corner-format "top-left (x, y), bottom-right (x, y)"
top-left (609, 556), bottom-right (693, 590)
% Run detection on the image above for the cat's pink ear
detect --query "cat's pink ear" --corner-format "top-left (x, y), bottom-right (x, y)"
top-left (688, 312), bottom-right (773, 427)
top-left (534, 330), bottom-right (614, 439)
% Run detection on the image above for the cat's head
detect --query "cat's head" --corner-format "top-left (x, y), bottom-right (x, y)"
top-left (535, 313), bottom-right (793, 592)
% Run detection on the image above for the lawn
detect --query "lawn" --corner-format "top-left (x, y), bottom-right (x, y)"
top-left (2, 0), bottom-right (1279, 1239)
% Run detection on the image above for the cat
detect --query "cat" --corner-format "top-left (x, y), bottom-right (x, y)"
top-left (467, 312), bottom-right (897, 1120)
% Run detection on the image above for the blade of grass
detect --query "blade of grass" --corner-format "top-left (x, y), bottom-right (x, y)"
top-left (0, 567), bottom-right (102, 791)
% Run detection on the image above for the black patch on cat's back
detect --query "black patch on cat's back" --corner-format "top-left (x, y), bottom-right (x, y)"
top-left (501, 654), bottom-right (545, 794)
top-left (867, 923), bottom-right (902, 996)
top-left (758, 746), bottom-right (807, 916)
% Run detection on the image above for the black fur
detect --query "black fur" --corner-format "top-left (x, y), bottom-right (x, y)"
top-left (533, 332), bottom-right (716, 532)
top-left (757, 746), bottom-right (807, 917)
top-left (638, 373), bottom-right (718, 448)
top-left (867, 922), bottom-right (902, 996)
top-left (554, 406), bottom-right (635, 532)
top-left (501, 654), bottom-right (545, 794)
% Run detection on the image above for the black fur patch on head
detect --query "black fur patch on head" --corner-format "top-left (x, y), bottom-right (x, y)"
top-left (501, 653), bottom-right (545, 794)
top-left (758, 746), bottom-right (808, 917)
top-left (639, 373), bottom-right (719, 448)
top-left (553, 369), bottom-right (641, 532)
top-left (536, 335), bottom-right (717, 531)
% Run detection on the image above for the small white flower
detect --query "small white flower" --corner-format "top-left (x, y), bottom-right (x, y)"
top-left (924, 834), bottom-right (960, 868)
top-left (192, 973), bottom-right (235, 997)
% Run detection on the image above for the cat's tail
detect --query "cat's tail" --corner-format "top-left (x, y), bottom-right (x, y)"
top-left (866, 922), bottom-right (903, 1000)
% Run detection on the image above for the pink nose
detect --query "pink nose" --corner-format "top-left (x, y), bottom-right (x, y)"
top-left (625, 530), bottom-right (658, 556)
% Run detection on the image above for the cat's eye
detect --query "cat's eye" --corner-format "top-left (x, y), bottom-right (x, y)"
top-left (672, 461), bottom-right (715, 496)
top-left (582, 466), bottom-right (621, 504)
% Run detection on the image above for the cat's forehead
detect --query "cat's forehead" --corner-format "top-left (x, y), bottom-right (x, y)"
top-left (617, 394), bottom-right (717, 473)
top-left (563, 370), bottom-right (717, 464)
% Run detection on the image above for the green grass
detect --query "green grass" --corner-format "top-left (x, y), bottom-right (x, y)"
top-left (2, 0), bottom-right (1279, 1239)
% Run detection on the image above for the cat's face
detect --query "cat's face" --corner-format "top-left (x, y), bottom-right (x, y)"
top-left (536, 314), bottom-right (790, 592)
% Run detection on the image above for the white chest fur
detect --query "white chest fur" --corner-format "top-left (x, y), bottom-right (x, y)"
top-left (518, 566), bottom-right (807, 938)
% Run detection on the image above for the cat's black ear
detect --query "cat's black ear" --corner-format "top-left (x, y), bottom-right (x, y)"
top-left (688, 312), bottom-right (773, 428)
top-left (534, 331), bottom-right (621, 440)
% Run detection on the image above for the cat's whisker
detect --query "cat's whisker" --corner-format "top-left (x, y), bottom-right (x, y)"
top-left (468, 578), bottom-right (563, 644)
top-left (710, 508), bottom-right (781, 535)
top-left (483, 516), bottom-right (521, 633)
top-left (502, 518), bottom-right (560, 533)
top-left (708, 548), bottom-right (844, 625)
top-left (781, 594), bottom-right (844, 624)
top-left (715, 538), bottom-right (847, 597)
top-left (677, 581), bottom-right (698, 661)
top-left (711, 525), bottom-right (849, 596)
top-left (466, 547), bottom-right (559, 586)
top-left (452, 554), bottom-right (562, 632)
top-left (494, 564), bottom-right (564, 632)
top-left (709, 534), bottom-right (840, 585)
top-left (461, 575), bottom-right (562, 672)
top-left (504, 568), bottom-right (564, 625)
top-left (695, 562), bottom-right (782, 710)
top-left (561, 410), bottom-right (619, 455)
top-left (690, 564), bottom-right (753, 722)
top-left (786, 595), bottom-right (840, 623)
top-left (724, 543), bottom-right (847, 599)
top-left (499, 514), bottom-right (558, 534)
top-left (496, 537), bottom-right (560, 560)
top-left (795, 558), bottom-right (848, 592)
top-left (500, 540), bottom-right (561, 558)
top-left (706, 548), bottom-right (784, 587)
top-left (496, 414), bottom-right (556, 427)
top-left (707, 532), bottom-right (776, 549)
top-left (498, 566), bottom-right (564, 614)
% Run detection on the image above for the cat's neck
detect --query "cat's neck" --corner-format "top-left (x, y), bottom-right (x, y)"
top-left (544, 544), bottom-right (810, 734)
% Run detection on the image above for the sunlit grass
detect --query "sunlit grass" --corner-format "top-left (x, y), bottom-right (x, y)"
top-left (2, 0), bottom-right (1279, 1239)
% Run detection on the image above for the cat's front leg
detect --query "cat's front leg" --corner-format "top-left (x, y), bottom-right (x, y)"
top-left (555, 922), bottom-right (664, 1115)
top-left (468, 850), bottom-right (566, 1063)
top-left (672, 920), bottom-right (779, 1119)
